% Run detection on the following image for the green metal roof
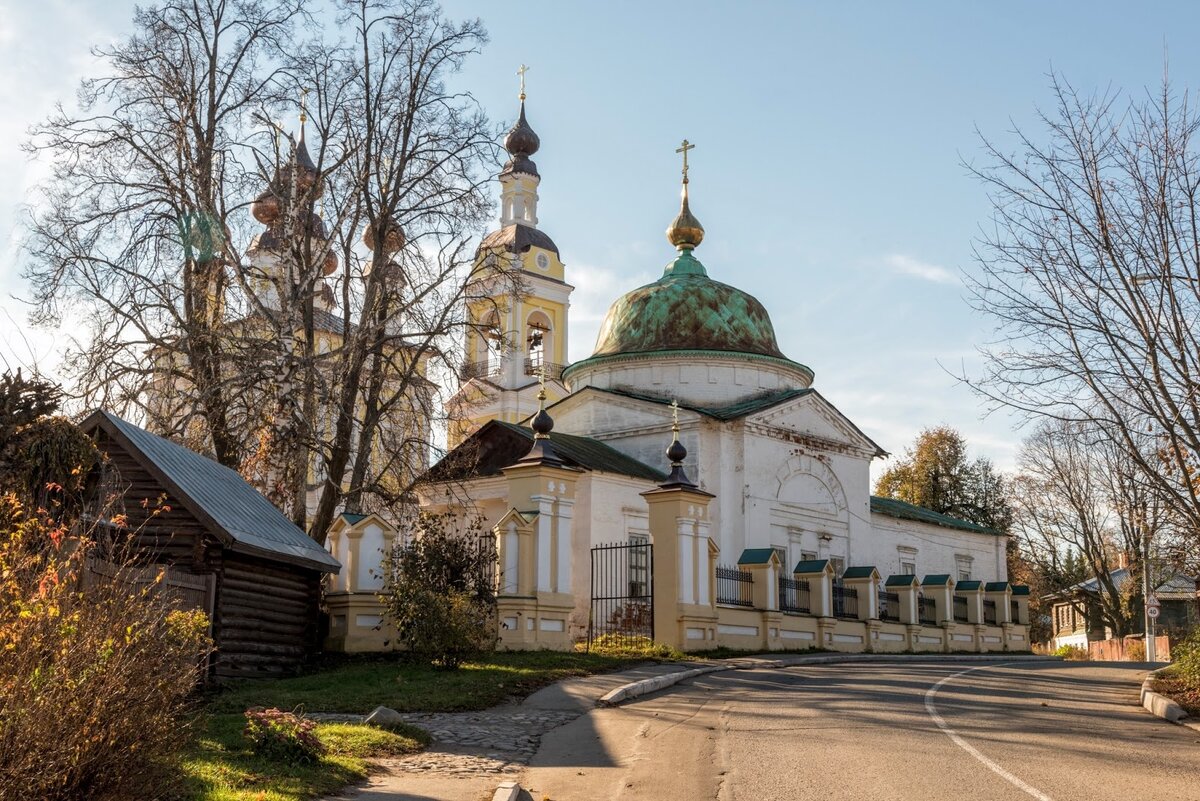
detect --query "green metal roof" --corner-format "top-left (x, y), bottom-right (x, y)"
top-left (870, 496), bottom-right (998, 535)
top-left (985, 581), bottom-right (1011, 592)
top-left (339, 512), bottom-right (367, 525)
top-left (585, 250), bottom-right (793, 362)
top-left (842, 566), bottom-right (877, 579)
top-left (955, 580), bottom-right (983, 591)
top-left (922, 574), bottom-right (953, 586)
top-left (737, 548), bottom-right (778, 566)
top-left (885, 574), bottom-right (919, 587)
top-left (1011, 585), bottom-right (1031, 596)
top-left (792, 559), bottom-right (830, 574)
top-left (423, 419), bottom-right (667, 483)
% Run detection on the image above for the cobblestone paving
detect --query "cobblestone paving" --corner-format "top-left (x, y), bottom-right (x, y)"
top-left (312, 707), bottom-right (580, 777)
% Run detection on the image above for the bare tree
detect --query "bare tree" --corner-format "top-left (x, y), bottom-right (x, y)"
top-left (21, 0), bottom-right (508, 540)
top-left (966, 74), bottom-right (1200, 543)
top-left (1011, 419), bottom-right (1176, 637)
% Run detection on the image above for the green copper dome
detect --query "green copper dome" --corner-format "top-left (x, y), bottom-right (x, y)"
top-left (588, 250), bottom-right (788, 360)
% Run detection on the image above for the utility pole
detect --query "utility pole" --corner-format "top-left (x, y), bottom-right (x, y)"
top-left (1143, 528), bottom-right (1157, 663)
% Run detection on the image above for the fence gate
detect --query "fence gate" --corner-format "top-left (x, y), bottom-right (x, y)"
top-left (588, 541), bottom-right (653, 649)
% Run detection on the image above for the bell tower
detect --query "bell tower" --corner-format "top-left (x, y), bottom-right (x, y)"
top-left (449, 66), bottom-right (573, 447)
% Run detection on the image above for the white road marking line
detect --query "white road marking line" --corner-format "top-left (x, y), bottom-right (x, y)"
top-left (924, 663), bottom-right (1056, 801)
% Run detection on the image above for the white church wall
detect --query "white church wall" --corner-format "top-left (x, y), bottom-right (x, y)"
top-left (867, 513), bottom-right (1008, 581)
top-left (567, 355), bottom-right (811, 408)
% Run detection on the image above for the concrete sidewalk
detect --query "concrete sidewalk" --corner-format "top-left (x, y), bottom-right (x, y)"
top-left (323, 661), bottom-right (700, 801)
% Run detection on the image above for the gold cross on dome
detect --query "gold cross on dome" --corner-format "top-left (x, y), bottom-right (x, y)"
top-left (537, 361), bottom-right (547, 404)
top-left (670, 398), bottom-right (680, 433)
top-left (299, 86), bottom-right (310, 125)
top-left (675, 139), bottom-right (695, 184)
top-left (517, 64), bottom-right (529, 100)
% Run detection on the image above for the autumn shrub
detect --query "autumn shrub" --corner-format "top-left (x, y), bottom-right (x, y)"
top-left (1052, 643), bottom-right (1088, 661)
top-left (243, 707), bottom-right (327, 764)
top-left (379, 512), bottom-right (497, 669)
top-left (580, 634), bottom-right (683, 660)
top-left (0, 495), bottom-right (213, 801)
top-left (1172, 628), bottom-right (1200, 683)
top-left (1125, 638), bottom-right (1146, 662)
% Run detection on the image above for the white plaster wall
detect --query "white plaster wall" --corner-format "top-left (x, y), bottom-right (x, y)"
top-left (358, 523), bottom-right (385, 590)
top-left (567, 354), bottom-right (811, 408)
top-left (866, 514), bottom-right (1008, 581)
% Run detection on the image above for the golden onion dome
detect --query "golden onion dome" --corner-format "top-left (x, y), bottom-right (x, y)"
top-left (322, 248), bottom-right (338, 276)
top-left (251, 190), bottom-right (281, 225)
top-left (362, 217), bottom-right (405, 254)
top-left (666, 183), bottom-right (704, 251)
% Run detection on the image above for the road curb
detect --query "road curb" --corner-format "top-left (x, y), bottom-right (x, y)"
top-left (1141, 667), bottom-right (1195, 728)
top-left (597, 653), bottom-right (1061, 707)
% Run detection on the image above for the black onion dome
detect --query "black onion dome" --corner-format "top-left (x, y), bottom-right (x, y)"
top-left (531, 407), bottom-right (554, 437)
top-left (667, 438), bottom-right (687, 465)
top-left (501, 102), bottom-right (540, 178)
top-left (504, 102), bottom-right (540, 157)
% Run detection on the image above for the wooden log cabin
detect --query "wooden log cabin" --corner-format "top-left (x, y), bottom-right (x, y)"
top-left (81, 410), bottom-right (341, 679)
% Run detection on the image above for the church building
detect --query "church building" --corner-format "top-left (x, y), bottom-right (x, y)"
top-left (402, 87), bottom-right (1026, 654)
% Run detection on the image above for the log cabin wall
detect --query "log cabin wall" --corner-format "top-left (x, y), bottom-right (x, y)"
top-left (89, 426), bottom-right (324, 678)
top-left (216, 554), bottom-right (322, 678)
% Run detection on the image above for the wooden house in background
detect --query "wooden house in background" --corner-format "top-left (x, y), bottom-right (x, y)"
top-left (81, 410), bottom-right (341, 678)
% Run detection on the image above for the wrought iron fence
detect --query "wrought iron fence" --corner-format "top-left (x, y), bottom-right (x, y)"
top-left (953, 595), bottom-right (969, 623)
top-left (983, 598), bottom-right (997, 625)
top-left (832, 584), bottom-right (858, 619)
top-left (716, 565), bottom-right (754, 607)
top-left (588, 541), bottom-right (654, 650)
top-left (918, 594), bottom-right (938, 625)
top-left (879, 590), bottom-right (901, 621)
top-left (779, 576), bottom-right (811, 614)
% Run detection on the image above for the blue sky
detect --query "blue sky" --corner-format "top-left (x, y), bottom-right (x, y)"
top-left (1, 1), bottom-right (1196, 475)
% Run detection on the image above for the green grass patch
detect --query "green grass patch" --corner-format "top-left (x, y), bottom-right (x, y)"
top-left (206, 651), bottom-right (653, 715)
top-left (179, 713), bottom-right (427, 801)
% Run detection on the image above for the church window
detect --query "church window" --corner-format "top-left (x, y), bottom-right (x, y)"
top-left (901, 560), bottom-right (916, 576)
top-left (800, 550), bottom-right (817, 563)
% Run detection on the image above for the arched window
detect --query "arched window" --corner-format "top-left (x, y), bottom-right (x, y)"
top-left (526, 311), bottom-right (552, 376)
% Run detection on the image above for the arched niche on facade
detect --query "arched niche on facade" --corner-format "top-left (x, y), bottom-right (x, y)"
top-left (526, 310), bottom-right (552, 372)
top-left (774, 454), bottom-right (847, 517)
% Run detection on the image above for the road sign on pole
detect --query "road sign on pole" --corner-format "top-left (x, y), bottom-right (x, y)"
top-left (1147, 606), bottom-right (1160, 619)
top-left (1147, 594), bottom-right (1161, 610)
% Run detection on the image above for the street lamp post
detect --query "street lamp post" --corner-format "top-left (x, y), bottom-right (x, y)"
top-left (1143, 529), bottom-right (1157, 663)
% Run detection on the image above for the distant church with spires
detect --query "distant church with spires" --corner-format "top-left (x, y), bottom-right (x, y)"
top-left (323, 77), bottom-right (1029, 655)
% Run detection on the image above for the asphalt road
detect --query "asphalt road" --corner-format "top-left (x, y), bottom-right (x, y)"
top-left (522, 661), bottom-right (1200, 801)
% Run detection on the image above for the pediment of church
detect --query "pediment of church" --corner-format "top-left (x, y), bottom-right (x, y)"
top-left (747, 390), bottom-right (885, 459)
top-left (547, 387), bottom-right (677, 437)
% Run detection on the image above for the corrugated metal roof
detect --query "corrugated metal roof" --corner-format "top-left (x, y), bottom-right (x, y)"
top-left (956, 580), bottom-right (983, 591)
top-left (922, 574), bottom-right (953, 586)
top-left (84, 410), bottom-right (340, 573)
top-left (843, 566), bottom-right (877, 579)
top-left (870, 496), bottom-right (998, 535)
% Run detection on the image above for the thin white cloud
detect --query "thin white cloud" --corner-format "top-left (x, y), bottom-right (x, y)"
top-left (883, 253), bottom-right (960, 285)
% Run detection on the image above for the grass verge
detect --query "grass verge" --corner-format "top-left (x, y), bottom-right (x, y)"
top-left (1153, 666), bottom-right (1200, 716)
top-left (179, 713), bottom-right (429, 801)
top-left (205, 650), bottom-right (657, 715)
